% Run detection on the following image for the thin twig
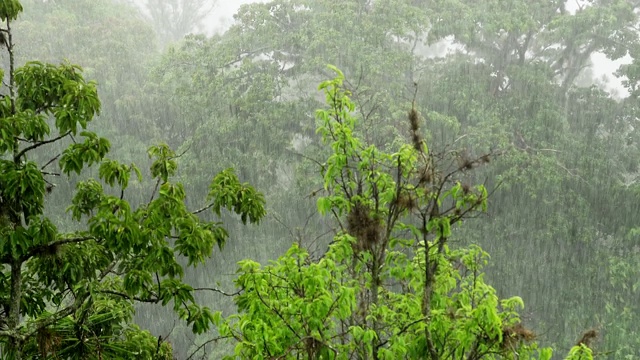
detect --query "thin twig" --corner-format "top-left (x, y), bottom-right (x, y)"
top-left (193, 287), bottom-right (242, 297)
top-left (41, 153), bottom-right (61, 170)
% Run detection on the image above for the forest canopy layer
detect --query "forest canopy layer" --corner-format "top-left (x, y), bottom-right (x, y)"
top-left (0, 0), bottom-right (639, 359)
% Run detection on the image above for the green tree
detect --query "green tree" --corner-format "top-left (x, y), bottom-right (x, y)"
top-left (207, 68), bottom-right (595, 360)
top-left (141, 0), bottom-right (432, 296)
top-left (141, 0), bottom-right (640, 355)
top-left (14, 0), bottom-right (160, 147)
top-left (0, 2), bottom-right (265, 358)
top-left (418, 0), bottom-right (640, 355)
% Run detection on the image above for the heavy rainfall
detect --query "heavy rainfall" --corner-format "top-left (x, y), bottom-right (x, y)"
top-left (0, 0), bottom-right (638, 359)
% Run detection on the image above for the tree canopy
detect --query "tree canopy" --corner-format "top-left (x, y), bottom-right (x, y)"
top-left (0, 2), bottom-right (265, 358)
top-left (149, 0), bottom-right (640, 356)
top-left (1, 0), bottom-right (639, 358)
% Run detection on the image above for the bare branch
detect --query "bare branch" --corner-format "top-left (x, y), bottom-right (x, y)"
top-left (148, 177), bottom-right (162, 204)
top-left (192, 203), bottom-right (214, 215)
top-left (41, 153), bottom-right (61, 170)
top-left (193, 287), bottom-right (242, 297)
top-left (186, 335), bottom-right (235, 360)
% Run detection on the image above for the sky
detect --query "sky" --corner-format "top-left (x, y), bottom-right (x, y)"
top-left (206, 0), bottom-right (265, 34)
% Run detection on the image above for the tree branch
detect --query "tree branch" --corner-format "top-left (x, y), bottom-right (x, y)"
top-left (14, 131), bottom-right (71, 163)
top-left (193, 287), bottom-right (242, 297)
top-left (41, 153), bottom-right (61, 170)
top-left (99, 290), bottom-right (160, 303)
top-left (19, 236), bottom-right (97, 262)
top-left (186, 335), bottom-right (235, 360)
top-left (192, 203), bottom-right (214, 215)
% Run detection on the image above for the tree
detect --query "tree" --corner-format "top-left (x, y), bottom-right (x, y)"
top-left (0, 2), bottom-right (265, 358)
top-left (141, 0), bottom-right (431, 274)
top-left (141, 0), bottom-right (640, 355)
top-left (205, 68), bottom-right (595, 360)
top-left (419, 0), bottom-right (640, 354)
top-left (15, 0), bottom-right (161, 146)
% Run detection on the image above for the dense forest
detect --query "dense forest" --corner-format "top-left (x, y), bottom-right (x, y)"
top-left (0, 0), bottom-right (639, 358)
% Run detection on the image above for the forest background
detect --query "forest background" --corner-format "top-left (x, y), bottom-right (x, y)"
top-left (0, 0), bottom-right (639, 359)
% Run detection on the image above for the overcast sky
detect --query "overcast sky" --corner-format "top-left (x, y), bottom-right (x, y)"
top-left (206, 0), bottom-right (264, 34)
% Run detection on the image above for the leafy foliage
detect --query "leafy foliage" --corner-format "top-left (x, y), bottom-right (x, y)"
top-left (149, 0), bottom-right (640, 355)
top-left (206, 69), bottom-right (586, 360)
top-left (0, 2), bottom-right (266, 358)
top-left (9, 0), bottom-right (639, 357)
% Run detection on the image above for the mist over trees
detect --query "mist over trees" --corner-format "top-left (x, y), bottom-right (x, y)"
top-left (126, 0), bottom-right (218, 46)
top-left (0, 0), bottom-right (639, 359)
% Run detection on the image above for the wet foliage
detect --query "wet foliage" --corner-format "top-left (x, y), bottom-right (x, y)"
top-left (1, 0), bottom-right (639, 359)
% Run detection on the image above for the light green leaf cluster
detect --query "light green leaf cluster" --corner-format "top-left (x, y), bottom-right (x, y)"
top-left (565, 344), bottom-right (593, 360)
top-left (0, 0), bottom-right (22, 21)
top-left (208, 168), bottom-right (267, 225)
top-left (218, 69), bottom-right (555, 360)
top-left (16, 62), bottom-right (101, 135)
top-left (222, 232), bottom-right (553, 359)
top-left (0, 160), bottom-right (45, 220)
top-left (221, 237), bottom-right (358, 360)
top-left (60, 131), bottom-right (111, 175)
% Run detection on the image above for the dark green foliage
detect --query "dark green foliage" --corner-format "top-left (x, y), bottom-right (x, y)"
top-left (0, 2), bottom-right (266, 358)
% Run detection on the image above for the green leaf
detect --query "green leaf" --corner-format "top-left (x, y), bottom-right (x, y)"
top-left (148, 143), bottom-right (177, 182)
top-left (317, 197), bottom-right (332, 215)
top-left (207, 168), bottom-right (266, 224)
top-left (0, 0), bottom-right (22, 21)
